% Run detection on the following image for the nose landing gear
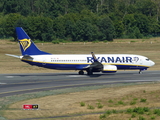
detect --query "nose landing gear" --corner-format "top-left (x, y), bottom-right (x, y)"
top-left (139, 68), bottom-right (147, 74)
top-left (139, 70), bottom-right (142, 74)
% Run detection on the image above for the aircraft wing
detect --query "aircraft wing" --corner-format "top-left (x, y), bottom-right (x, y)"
top-left (83, 52), bottom-right (103, 74)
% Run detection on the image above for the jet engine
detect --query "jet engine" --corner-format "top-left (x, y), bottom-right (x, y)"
top-left (102, 65), bottom-right (117, 73)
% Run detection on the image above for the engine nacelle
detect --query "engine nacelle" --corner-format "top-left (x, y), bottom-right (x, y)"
top-left (102, 65), bottom-right (117, 73)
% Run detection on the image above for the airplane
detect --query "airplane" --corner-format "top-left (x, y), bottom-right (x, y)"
top-left (6, 27), bottom-right (155, 75)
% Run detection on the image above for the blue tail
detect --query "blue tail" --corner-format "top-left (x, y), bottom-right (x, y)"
top-left (16, 27), bottom-right (51, 56)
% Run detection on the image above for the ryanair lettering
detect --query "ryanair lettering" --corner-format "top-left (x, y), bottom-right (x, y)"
top-left (87, 57), bottom-right (138, 63)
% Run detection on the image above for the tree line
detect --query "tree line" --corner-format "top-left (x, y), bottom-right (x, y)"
top-left (0, 0), bottom-right (160, 42)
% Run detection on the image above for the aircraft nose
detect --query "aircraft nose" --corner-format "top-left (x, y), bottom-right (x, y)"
top-left (150, 60), bottom-right (155, 66)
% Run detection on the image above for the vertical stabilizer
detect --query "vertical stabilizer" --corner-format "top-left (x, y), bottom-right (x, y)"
top-left (16, 27), bottom-right (51, 56)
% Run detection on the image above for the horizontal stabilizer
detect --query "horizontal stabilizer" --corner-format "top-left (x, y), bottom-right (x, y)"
top-left (5, 54), bottom-right (20, 58)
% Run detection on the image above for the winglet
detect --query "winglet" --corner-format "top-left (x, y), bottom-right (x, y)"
top-left (91, 52), bottom-right (98, 62)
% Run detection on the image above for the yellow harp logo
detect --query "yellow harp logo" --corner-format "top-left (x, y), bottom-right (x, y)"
top-left (19, 39), bottom-right (31, 51)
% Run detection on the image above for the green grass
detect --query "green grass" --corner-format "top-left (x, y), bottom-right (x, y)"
top-left (97, 102), bottom-right (104, 109)
top-left (150, 116), bottom-right (156, 119)
top-left (99, 114), bottom-right (107, 119)
top-left (131, 113), bottom-right (136, 118)
top-left (80, 102), bottom-right (85, 107)
top-left (108, 99), bottom-right (114, 103)
top-left (130, 40), bottom-right (136, 42)
top-left (140, 98), bottom-right (147, 102)
top-left (74, 85), bottom-right (160, 120)
top-left (87, 105), bottom-right (95, 109)
top-left (117, 100), bottom-right (124, 105)
top-left (130, 101), bottom-right (136, 105)
top-left (99, 107), bottom-right (158, 120)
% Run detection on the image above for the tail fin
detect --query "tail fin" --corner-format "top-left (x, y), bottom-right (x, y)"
top-left (16, 27), bottom-right (51, 56)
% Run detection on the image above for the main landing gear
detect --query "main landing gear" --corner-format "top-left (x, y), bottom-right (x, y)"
top-left (78, 70), bottom-right (84, 75)
top-left (78, 69), bottom-right (93, 75)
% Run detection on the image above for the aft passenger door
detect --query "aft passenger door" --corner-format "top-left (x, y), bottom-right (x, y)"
top-left (42, 57), bottom-right (46, 65)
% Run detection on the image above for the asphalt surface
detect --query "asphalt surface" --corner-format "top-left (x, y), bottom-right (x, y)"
top-left (0, 71), bottom-right (160, 97)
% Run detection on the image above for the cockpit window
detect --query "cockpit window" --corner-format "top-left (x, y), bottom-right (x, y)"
top-left (146, 59), bottom-right (149, 61)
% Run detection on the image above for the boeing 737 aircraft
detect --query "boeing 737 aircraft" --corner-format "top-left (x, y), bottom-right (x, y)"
top-left (6, 27), bottom-right (155, 75)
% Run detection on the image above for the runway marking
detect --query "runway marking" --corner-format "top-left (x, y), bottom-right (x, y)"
top-left (0, 82), bottom-right (6, 84)
top-left (67, 75), bottom-right (88, 77)
top-left (5, 76), bottom-right (14, 78)
top-left (1, 77), bottom-right (91, 85)
top-left (124, 79), bottom-right (160, 82)
top-left (148, 73), bottom-right (160, 74)
top-left (0, 81), bottom-right (118, 95)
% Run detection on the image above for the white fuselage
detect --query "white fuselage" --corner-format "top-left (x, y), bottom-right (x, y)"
top-left (20, 54), bottom-right (155, 71)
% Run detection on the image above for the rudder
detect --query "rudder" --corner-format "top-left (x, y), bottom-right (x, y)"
top-left (16, 27), bottom-right (51, 56)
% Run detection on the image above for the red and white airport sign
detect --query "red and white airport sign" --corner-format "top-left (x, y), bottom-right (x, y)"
top-left (23, 104), bottom-right (39, 110)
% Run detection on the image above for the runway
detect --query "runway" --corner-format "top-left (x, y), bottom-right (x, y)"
top-left (0, 71), bottom-right (160, 97)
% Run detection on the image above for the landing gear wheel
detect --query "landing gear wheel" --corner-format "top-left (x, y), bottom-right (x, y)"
top-left (79, 70), bottom-right (84, 75)
top-left (139, 70), bottom-right (142, 74)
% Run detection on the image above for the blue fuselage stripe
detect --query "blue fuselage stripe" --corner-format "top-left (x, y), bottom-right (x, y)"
top-left (22, 60), bottom-right (148, 70)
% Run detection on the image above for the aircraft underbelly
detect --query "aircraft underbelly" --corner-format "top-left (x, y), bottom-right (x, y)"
top-left (116, 65), bottom-right (148, 70)
top-left (22, 59), bottom-right (149, 71)
top-left (22, 60), bottom-right (88, 70)
top-left (45, 64), bottom-right (88, 70)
